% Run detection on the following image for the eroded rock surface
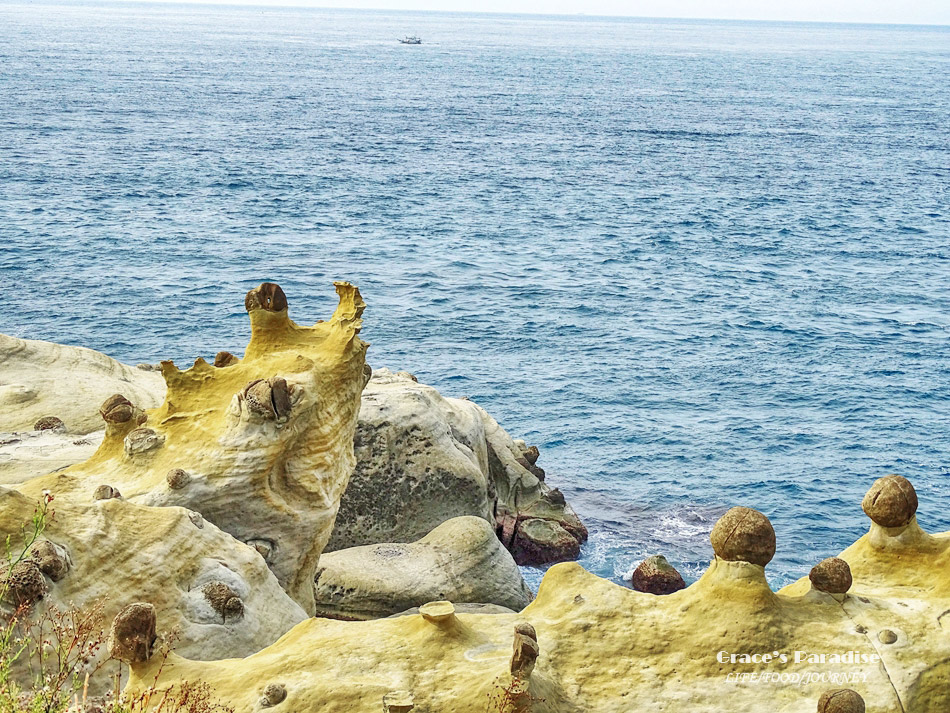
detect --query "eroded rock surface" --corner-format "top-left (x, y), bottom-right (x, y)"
top-left (2, 350), bottom-right (585, 570)
top-left (0, 428), bottom-right (104, 485)
top-left (313, 516), bottom-right (532, 620)
top-left (0, 334), bottom-right (164, 435)
top-left (14, 282), bottom-right (368, 615)
top-left (3, 360), bottom-right (585, 571)
top-left (0, 487), bottom-right (306, 691)
top-left (328, 369), bottom-right (586, 565)
top-left (122, 477), bottom-right (949, 713)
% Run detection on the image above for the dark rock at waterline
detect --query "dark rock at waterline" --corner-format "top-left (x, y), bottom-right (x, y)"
top-left (631, 555), bottom-right (686, 595)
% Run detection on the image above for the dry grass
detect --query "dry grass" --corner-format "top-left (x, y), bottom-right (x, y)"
top-left (486, 674), bottom-right (545, 713)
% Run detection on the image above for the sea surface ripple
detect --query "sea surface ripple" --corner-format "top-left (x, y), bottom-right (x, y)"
top-left (1, 2), bottom-right (949, 589)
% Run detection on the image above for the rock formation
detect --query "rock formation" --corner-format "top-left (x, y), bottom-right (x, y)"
top-left (10, 285), bottom-right (942, 711)
top-left (117, 475), bottom-right (948, 712)
top-left (1, 356), bottom-right (587, 570)
top-left (313, 516), bottom-right (532, 620)
top-left (0, 333), bottom-right (164, 435)
top-left (12, 282), bottom-right (368, 615)
top-left (510, 621), bottom-right (539, 679)
top-left (328, 368), bottom-right (587, 565)
top-left (808, 557), bottom-right (853, 595)
top-left (817, 689), bottom-right (866, 713)
top-left (630, 554), bottom-right (686, 595)
top-left (0, 486), bottom-right (306, 691)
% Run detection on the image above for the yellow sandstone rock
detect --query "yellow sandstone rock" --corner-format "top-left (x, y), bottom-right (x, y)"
top-left (121, 477), bottom-right (948, 713)
top-left (14, 282), bottom-right (369, 615)
top-left (0, 333), bottom-right (164, 435)
top-left (0, 486), bottom-right (306, 694)
top-left (313, 516), bottom-right (532, 620)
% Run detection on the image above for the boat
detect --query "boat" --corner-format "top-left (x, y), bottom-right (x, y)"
top-left (399, 36), bottom-right (422, 45)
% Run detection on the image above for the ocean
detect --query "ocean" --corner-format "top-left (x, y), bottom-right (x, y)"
top-left (1, 1), bottom-right (948, 589)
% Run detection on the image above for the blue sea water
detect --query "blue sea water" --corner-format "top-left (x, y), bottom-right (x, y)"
top-left (1, 2), bottom-right (949, 590)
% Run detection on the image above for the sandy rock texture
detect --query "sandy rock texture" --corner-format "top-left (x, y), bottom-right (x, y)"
top-left (0, 428), bottom-right (103, 485)
top-left (0, 333), bottom-right (164, 435)
top-left (2, 358), bottom-right (586, 570)
top-left (13, 282), bottom-right (369, 615)
top-left (123, 476), bottom-right (947, 713)
top-left (327, 368), bottom-right (587, 565)
top-left (0, 487), bottom-right (306, 691)
top-left (313, 516), bottom-right (532, 620)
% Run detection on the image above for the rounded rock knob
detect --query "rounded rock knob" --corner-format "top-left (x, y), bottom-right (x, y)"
top-left (3, 560), bottom-right (48, 606)
top-left (93, 484), bottom-right (121, 501)
top-left (165, 468), bottom-right (191, 490)
top-left (240, 378), bottom-right (293, 422)
top-left (108, 603), bottom-right (157, 664)
top-left (511, 622), bottom-right (539, 679)
top-left (99, 394), bottom-right (146, 426)
top-left (124, 428), bottom-right (164, 456)
top-left (260, 683), bottom-right (287, 707)
top-left (817, 688), bottom-right (865, 713)
top-left (245, 282), bottom-right (288, 313)
top-left (33, 416), bottom-right (65, 432)
top-left (29, 539), bottom-right (70, 582)
top-left (862, 475), bottom-right (917, 528)
top-left (201, 581), bottom-right (244, 623)
top-left (809, 557), bottom-right (852, 594)
top-left (631, 554), bottom-right (686, 595)
top-left (878, 629), bottom-right (898, 645)
top-left (710, 507), bottom-right (776, 567)
top-left (214, 351), bottom-right (239, 368)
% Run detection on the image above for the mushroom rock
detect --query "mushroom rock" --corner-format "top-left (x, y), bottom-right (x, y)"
top-left (862, 475), bottom-right (917, 529)
top-left (631, 554), bottom-right (686, 595)
top-left (127, 489), bottom-right (949, 712)
top-left (709, 506), bottom-right (776, 567)
top-left (419, 600), bottom-right (457, 626)
top-left (313, 516), bottom-right (532, 620)
top-left (859, 475), bottom-right (928, 550)
top-left (326, 368), bottom-right (586, 566)
top-left (780, 476), bottom-right (950, 710)
top-left (15, 282), bottom-right (368, 615)
top-left (0, 486), bottom-right (306, 692)
top-left (0, 333), bottom-right (164, 435)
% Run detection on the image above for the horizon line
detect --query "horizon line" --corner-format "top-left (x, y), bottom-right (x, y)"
top-left (27, 0), bottom-right (950, 29)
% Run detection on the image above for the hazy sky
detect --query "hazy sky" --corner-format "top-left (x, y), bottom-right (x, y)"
top-left (158, 0), bottom-right (950, 25)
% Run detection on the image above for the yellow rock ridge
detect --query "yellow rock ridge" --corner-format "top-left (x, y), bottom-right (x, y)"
top-left (120, 475), bottom-right (948, 712)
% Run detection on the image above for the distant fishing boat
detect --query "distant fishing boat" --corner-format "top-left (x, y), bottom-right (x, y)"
top-left (399, 36), bottom-right (422, 45)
